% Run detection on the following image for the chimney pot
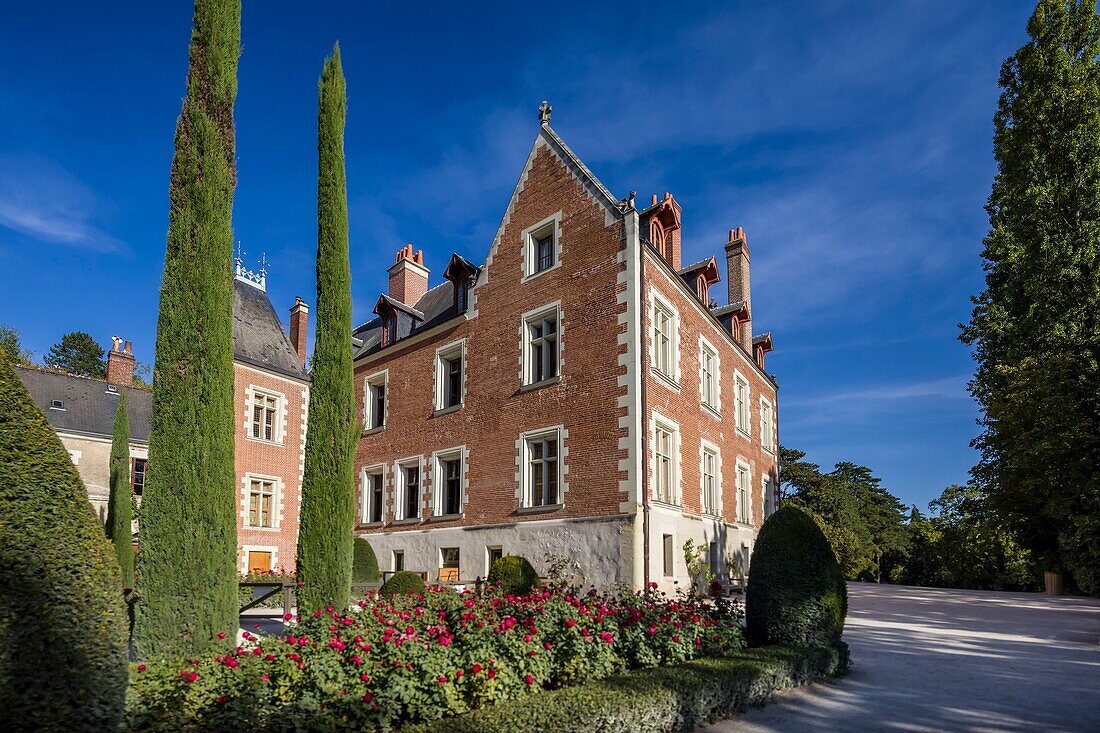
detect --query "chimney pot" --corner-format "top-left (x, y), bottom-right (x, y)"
top-left (388, 244), bottom-right (430, 306)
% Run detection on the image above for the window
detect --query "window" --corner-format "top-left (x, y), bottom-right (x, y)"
top-left (735, 375), bottom-right (750, 435)
top-left (701, 446), bottom-right (718, 515)
top-left (523, 306), bottom-right (560, 385)
top-left (651, 296), bottom-right (677, 381)
top-left (435, 342), bottom-right (464, 410)
top-left (247, 550), bottom-right (272, 574)
top-left (700, 341), bottom-right (718, 411)
top-left (524, 214), bottom-right (561, 278)
top-left (383, 315), bottom-right (397, 346)
top-left (362, 468), bottom-right (384, 523)
top-left (365, 373), bottom-right (387, 430)
top-left (434, 452), bottom-right (463, 516)
top-left (524, 430), bottom-right (560, 507)
top-left (440, 547), bottom-right (460, 582)
top-left (455, 277), bottom-right (471, 314)
top-left (653, 421), bottom-right (678, 504)
top-left (392, 550), bottom-right (405, 572)
top-left (131, 457), bottom-right (147, 496)
top-left (50, 399), bottom-right (65, 410)
top-left (760, 399), bottom-right (774, 450)
top-left (399, 461), bottom-right (421, 520)
top-left (487, 546), bottom-right (503, 574)
top-left (737, 462), bottom-right (751, 524)
top-left (247, 477), bottom-right (277, 528)
top-left (250, 390), bottom-right (281, 442)
top-left (662, 534), bottom-right (674, 577)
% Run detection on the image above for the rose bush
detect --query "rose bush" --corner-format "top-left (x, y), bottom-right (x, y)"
top-left (124, 584), bottom-right (744, 731)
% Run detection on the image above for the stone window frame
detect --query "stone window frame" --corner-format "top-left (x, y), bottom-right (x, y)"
top-left (360, 463), bottom-right (387, 525)
top-left (700, 439), bottom-right (723, 517)
top-left (759, 396), bottom-right (775, 452)
top-left (650, 410), bottom-right (681, 506)
top-left (363, 370), bottom-right (388, 433)
top-left (393, 456), bottom-right (425, 522)
top-left (246, 385), bottom-right (286, 445)
top-left (433, 339), bottom-right (466, 413)
top-left (521, 211), bottom-right (563, 282)
top-left (519, 301), bottom-right (563, 387)
top-left (733, 370), bottom-right (751, 438)
top-left (516, 425), bottom-right (568, 510)
top-left (430, 445), bottom-right (468, 518)
top-left (241, 544), bottom-right (279, 574)
top-left (698, 334), bottom-right (721, 417)
top-left (649, 288), bottom-right (681, 390)
top-left (242, 472), bottom-right (283, 531)
top-left (735, 459), bottom-right (752, 525)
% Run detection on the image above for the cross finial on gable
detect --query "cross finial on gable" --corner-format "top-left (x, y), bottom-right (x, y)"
top-left (538, 100), bottom-right (552, 125)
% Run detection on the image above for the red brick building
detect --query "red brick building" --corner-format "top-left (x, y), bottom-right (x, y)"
top-left (353, 104), bottom-right (779, 591)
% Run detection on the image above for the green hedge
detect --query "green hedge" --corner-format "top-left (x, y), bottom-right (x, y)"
top-left (487, 555), bottom-right (538, 595)
top-left (352, 537), bottom-right (379, 583)
top-left (746, 505), bottom-right (848, 647)
top-left (379, 570), bottom-right (425, 596)
top-left (408, 643), bottom-right (849, 733)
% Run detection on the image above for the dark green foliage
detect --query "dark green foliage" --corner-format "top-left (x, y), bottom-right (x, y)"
top-left (106, 392), bottom-right (135, 588)
top-left (379, 571), bottom-right (425, 596)
top-left (487, 555), bottom-right (539, 595)
top-left (352, 537), bottom-right (379, 583)
top-left (0, 324), bottom-right (32, 365)
top-left (746, 506), bottom-right (847, 647)
top-left (408, 645), bottom-right (849, 733)
top-left (134, 0), bottom-right (241, 658)
top-left (296, 45), bottom-right (358, 612)
top-left (44, 331), bottom-right (105, 377)
top-left (0, 352), bottom-right (129, 731)
top-left (960, 0), bottom-right (1100, 593)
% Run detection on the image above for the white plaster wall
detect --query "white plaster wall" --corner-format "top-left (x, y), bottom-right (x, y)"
top-left (359, 514), bottom-right (637, 589)
top-left (646, 503), bottom-right (757, 595)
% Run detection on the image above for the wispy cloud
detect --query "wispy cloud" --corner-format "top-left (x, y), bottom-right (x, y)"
top-left (0, 154), bottom-right (124, 252)
top-left (784, 375), bottom-right (971, 409)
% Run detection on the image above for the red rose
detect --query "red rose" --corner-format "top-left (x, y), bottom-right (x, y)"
top-left (524, 674), bottom-right (534, 685)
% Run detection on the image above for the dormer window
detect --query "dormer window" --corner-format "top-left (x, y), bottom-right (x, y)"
top-left (443, 253), bottom-right (481, 316)
top-left (383, 315), bottom-right (397, 346)
top-left (455, 277), bottom-right (470, 314)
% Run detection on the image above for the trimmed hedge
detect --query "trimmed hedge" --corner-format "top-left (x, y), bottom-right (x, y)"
top-left (0, 353), bottom-right (129, 730)
top-left (379, 570), bottom-right (425, 596)
top-left (487, 555), bottom-right (538, 595)
top-left (408, 643), bottom-right (849, 733)
top-left (746, 505), bottom-right (848, 647)
top-left (352, 537), bottom-right (379, 583)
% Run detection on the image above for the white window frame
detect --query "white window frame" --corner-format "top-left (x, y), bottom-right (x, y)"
top-left (736, 460), bottom-right (752, 525)
top-left (699, 336), bottom-right (721, 415)
top-left (431, 446), bottom-right (467, 517)
top-left (522, 211), bottom-right (563, 281)
top-left (651, 412), bottom-right (681, 505)
top-left (247, 386), bottom-right (285, 444)
top-left (394, 456), bottom-right (424, 521)
top-left (360, 464), bottom-right (386, 524)
top-left (734, 371), bottom-right (751, 437)
top-left (519, 426), bottom-right (566, 508)
top-left (244, 473), bottom-right (281, 530)
top-left (486, 545), bottom-right (504, 575)
top-left (364, 370), bottom-right (388, 431)
top-left (434, 339), bottom-right (466, 412)
top-left (650, 289), bottom-right (680, 386)
top-left (700, 440), bottom-right (722, 516)
top-left (760, 397), bottom-right (775, 451)
top-left (520, 302), bottom-right (563, 386)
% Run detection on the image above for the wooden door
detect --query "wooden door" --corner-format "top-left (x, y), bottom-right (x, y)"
top-left (248, 551), bottom-right (272, 574)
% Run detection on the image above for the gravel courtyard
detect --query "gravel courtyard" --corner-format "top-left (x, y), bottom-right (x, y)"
top-left (710, 583), bottom-right (1100, 733)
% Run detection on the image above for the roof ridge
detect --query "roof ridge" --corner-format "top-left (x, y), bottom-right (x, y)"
top-left (540, 123), bottom-right (621, 211)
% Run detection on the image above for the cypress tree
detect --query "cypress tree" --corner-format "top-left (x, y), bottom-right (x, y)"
top-left (0, 352), bottom-right (128, 730)
top-left (134, 0), bottom-right (241, 657)
top-left (105, 392), bottom-right (134, 588)
top-left (961, 0), bottom-right (1100, 593)
top-left (296, 45), bottom-right (357, 611)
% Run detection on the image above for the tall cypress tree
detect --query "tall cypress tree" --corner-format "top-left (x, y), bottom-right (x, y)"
top-left (296, 45), bottom-right (357, 611)
top-left (134, 0), bottom-right (241, 657)
top-left (961, 0), bottom-right (1100, 593)
top-left (105, 392), bottom-right (134, 588)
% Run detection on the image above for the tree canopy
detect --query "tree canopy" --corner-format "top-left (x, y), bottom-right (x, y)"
top-left (44, 331), bottom-right (105, 377)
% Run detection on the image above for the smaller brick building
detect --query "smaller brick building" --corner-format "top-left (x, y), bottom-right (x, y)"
top-left (352, 104), bottom-right (780, 592)
top-left (17, 262), bottom-right (310, 576)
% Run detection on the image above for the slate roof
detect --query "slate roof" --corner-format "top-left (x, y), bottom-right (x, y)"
top-left (678, 258), bottom-right (715, 276)
top-left (233, 279), bottom-right (308, 381)
top-left (16, 366), bottom-right (153, 442)
top-left (353, 280), bottom-right (457, 360)
top-left (709, 301), bottom-right (747, 318)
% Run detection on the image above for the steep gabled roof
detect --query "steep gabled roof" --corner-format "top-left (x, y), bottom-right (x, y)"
top-left (353, 280), bottom-right (459, 360)
top-left (233, 279), bottom-right (308, 381)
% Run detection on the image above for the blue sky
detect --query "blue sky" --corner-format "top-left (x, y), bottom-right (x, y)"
top-left (0, 1), bottom-right (1037, 509)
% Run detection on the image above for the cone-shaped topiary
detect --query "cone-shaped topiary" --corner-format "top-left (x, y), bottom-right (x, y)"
top-left (487, 555), bottom-right (539, 595)
top-left (379, 571), bottom-right (426, 597)
top-left (0, 353), bottom-right (129, 730)
top-left (105, 391), bottom-right (134, 588)
top-left (296, 44), bottom-right (357, 612)
top-left (134, 0), bottom-right (241, 659)
top-left (352, 537), bottom-right (379, 583)
top-left (746, 505), bottom-right (847, 647)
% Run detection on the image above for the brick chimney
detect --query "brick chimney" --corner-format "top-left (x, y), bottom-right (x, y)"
top-left (289, 297), bottom-right (309, 367)
top-left (106, 336), bottom-right (135, 387)
top-left (725, 227), bottom-right (752, 350)
top-left (388, 244), bottom-right (429, 306)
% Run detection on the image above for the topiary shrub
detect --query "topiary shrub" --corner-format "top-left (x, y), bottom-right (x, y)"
top-left (352, 537), bottom-right (379, 583)
top-left (487, 555), bottom-right (539, 595)
top-left (746, 505), bottom-right (847, 647)
top-left (379, 571), bottom-right (425, 596)
top-left (0, 353), bottom-right (129, 729)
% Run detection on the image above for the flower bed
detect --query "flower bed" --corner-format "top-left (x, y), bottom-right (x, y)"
top-left (124, 585), bottom-right (745, 731)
